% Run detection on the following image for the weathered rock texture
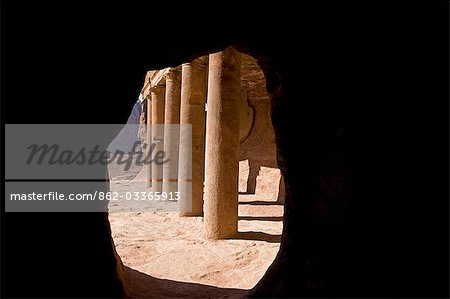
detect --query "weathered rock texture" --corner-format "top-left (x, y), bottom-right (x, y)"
top-left (204, 47), bottom-right (242, 239)
top-left (162, 68), bottom-right (182, 195)
top-left (150, 86), bottom-right (165, 193)
top-left (239, 54), bottom-right (284, 201)
top-left (178, 57), bottom-right (208, 216)
top-left (239, 54), bottom-right (276, 162)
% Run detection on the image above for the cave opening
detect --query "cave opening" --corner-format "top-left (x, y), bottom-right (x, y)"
top-left (106, 48), bottom-right (285, 298)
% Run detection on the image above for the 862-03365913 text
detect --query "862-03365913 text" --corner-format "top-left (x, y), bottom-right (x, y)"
top-left (9, 191), bottom-right (181, 201)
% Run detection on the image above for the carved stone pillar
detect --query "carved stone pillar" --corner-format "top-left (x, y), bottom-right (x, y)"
top-left (150, 85), bottom-right (165, 193)
top-left (204, 47), bottom-right (241, 239)
top-left (162, 68), bottom-right (182, 195)
top-left (178, 57), bottom-right (208, 216)
top-left (145, 95), bottom-right (152, 188)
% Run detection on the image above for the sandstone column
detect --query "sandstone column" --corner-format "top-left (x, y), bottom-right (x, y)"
top-left (178, 57), bottom-right (208, 216)
top-left (162, 68), bottom-right (182, 196)
top-left (146, 95), bottom-right (152, 188)
top-left (151, 85), bottom-right (165, 193)
top-left (204, 47), bottom-right (241, 239)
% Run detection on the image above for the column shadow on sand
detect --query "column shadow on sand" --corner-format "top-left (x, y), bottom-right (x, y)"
top-left (124, 266), bottom-right (248, 298)
top-left (238, 200), bottom-right (284, 206)
top-left (238, 191), bottom-right (254, 195)
top-left (238, 216), bottom-right (283, 222)
top-left (233, 231), bottom-right (281, 243)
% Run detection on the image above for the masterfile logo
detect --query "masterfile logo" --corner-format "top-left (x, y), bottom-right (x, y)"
top-left (5, 124), bottom-right (192, 212)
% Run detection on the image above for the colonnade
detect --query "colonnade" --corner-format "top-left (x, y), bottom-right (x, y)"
top-left (143, 47), bottom-right (241, 239)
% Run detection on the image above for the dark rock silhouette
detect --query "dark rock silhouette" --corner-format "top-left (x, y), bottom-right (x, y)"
top-left (2, 1), bottom-right (448, 298)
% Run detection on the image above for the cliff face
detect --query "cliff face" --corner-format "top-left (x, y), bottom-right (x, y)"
top-left (108, 99), bottom-right (142, 152)
top-left (239, 54), bottom-right (277, 167)
top-left (238, 54), bottom-right (284, 198)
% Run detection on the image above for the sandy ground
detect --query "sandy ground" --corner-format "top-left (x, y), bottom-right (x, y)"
top-left (108, 161), bottom-right (283, 298)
